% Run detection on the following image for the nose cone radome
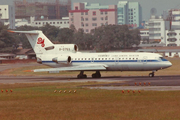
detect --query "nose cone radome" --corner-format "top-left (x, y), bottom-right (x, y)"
top-left (164, 61), bottom-right (172, 69)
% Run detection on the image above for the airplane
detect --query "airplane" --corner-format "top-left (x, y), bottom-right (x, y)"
top-left (8, 30), bottom-right (172, 78)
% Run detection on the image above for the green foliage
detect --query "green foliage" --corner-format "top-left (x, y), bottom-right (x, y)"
top-left (2, 24), bottom-right (140, 53)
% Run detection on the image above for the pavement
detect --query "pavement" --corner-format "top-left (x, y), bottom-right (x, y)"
top-left (0, 63), bottom-right (180, 91)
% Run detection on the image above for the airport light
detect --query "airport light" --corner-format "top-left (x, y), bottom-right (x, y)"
top-left (74, 90), bottom-right (76, 93)
top-left (122, 90), bottom-right (124, 93)
top-left (139, 82), bottom-right (141, 86)
top-left (1, 90), bottom-right (3, 93)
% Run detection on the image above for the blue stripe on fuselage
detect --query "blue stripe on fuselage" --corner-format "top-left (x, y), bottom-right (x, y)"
top-left (41, 60), bottom-right (160, 63)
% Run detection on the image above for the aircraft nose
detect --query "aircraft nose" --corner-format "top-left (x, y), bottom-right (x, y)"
top-left (165, 61), bottom-right (172, 68)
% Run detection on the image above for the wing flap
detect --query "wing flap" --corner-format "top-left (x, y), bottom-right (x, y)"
top-left (33, 64), bottom-right (107, 72)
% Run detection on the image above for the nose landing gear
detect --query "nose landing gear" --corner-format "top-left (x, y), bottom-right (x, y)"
top-left (149, 71), bottom-right (156, 77)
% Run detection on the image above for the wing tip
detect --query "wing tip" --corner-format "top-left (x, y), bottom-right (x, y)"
top-left (7, 30), bottom-right (15, 33)
top-left (24, 70), bottom-right (34, 72)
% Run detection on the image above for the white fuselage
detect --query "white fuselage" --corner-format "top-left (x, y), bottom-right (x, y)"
top-left (39, 52), bottom-right (172, 71)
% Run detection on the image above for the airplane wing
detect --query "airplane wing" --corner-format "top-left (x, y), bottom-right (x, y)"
top-left (31, 64), bottom-right (108, 72)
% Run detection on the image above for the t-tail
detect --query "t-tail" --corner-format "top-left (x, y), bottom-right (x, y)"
top-left (8, 30), bottom-right (78, 53)
top-left (8, 30), bottom-right (78, 64)
top-left (8, 30), bottom-right (54, 54)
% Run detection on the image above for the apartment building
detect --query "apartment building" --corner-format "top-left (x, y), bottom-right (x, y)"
top-left (69, 3), bottom-right (117, 33)
top-left (0, 5), bottom-right (15, 29)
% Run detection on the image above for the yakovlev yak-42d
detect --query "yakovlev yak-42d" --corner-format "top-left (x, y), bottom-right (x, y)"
top-left (8, 30), bottom-right (172, 78)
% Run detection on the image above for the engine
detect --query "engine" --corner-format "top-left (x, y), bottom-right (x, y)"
top-left (58, 44), bottom-right (78, 53)
top-left (52, 56), bottom-right (71, 64)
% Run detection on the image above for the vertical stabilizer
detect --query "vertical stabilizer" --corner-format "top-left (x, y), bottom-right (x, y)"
top-left (8, 30), bottom-right (54, 54)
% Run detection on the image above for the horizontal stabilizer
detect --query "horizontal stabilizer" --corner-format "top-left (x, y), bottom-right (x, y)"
top-left (8, 30), bottom-right (40, 34)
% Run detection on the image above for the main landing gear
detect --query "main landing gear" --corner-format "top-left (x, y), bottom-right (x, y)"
top-left (92, 71), bottom-right (101, 78)
top-left (149, 71), bottom-right (155, 77)
top-left (77, 71), bottom-right (87, 79)
top-left (77, 71), bottom-right (102, 79)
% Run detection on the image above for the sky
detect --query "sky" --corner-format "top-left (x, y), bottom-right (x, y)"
top-left (1, 0), bottom-right (180, 20)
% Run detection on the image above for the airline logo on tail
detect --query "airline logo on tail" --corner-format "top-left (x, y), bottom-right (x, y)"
top-left (37, 37), bottom-right (45, 47)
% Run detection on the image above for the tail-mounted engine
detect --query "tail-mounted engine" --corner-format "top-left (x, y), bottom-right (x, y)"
top-left (52, 56), bottom-right (71, 64)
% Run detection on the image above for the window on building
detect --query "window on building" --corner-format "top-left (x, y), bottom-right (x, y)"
top-left (53, 22), bottom-right (55, 24)
top-left (93, 11), bottom-right (96, 15)
top-left (64, 22), bottom-right (66, 24)
top-left (105, 16), bottom-right (108, 20)
top-left (101, 17), bottom-right (104, 20)
top-left (71, 13), bottom-right (73, 16)
top-left (85, 12), bottom-right (88, 15)
top-left (71, 18), bottom-right (73, 21)
top-left (101, 23), bottom-right (104, 26)
top-left (75, 6), bottom-right (78, 10)
top-left (105, 11), bottom-right (107, 14)
top-left (86, 29), bottom-right (89, 32)
top-left (86, 23), bottom-right (88, 26)
top-left (60, 22), bottom-right (62, 24)
top-left (57, 22), bottom-right (59, 24)
top-left (81, 12), bottom-right (84, 15)
top-left (81, 17), bottom-right (84, 21)
top-left (101, 12), bottom-right (103, 15)
top-left (92, 23), bottom-right (97, 26)
top-left (92, 18), bottom-right (97, 21)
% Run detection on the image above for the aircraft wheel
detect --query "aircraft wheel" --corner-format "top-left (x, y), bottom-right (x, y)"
top-left (83, 74), bottom-right (87, 78)
top-left (149, 73), bottom-right (154, 77)
top-left (92, 74), bottom-right (96, 78)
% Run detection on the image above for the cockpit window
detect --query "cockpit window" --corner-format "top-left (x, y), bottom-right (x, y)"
top-left (160, 57), bottom-right (164, 60)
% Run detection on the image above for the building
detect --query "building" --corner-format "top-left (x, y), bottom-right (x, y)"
top-left (0, 5), bottom-right (15, 29)
top-left (69, 3), bottom-right (117, 33)
top-left (139, 29), bottom-right (149, 44)
top-left (165, 30), bottom-right (180, 47)
top-left (168, 9), bottom-right (180, 30)
top-left (117, 1), bottom-right (142, 28)
top-left (84, 3), bottom-right (109, 10)
top-left (148, 15), bottom-right (170, 44)
top-left (14, 0), bottom-right (71, 20)
top-left (30, 17), bottom-right (69, 28)
top-left (117, 1), bottom-right (128, 25)
top-left (128, 2), bottom-right (142, 27)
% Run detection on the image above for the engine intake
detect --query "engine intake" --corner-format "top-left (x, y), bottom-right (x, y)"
top-left (52, 56), bottom-right (71, 64)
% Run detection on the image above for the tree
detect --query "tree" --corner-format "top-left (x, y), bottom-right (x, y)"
top-left (57, 28), bottom-right (74, 44)
top-left (0, 24), bottom-right (19, 52)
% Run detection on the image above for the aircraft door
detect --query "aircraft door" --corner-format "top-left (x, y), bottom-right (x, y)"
top-left (115, 57), bottom-right (119, 64)
top-left (143, 56), bottom-right (147, 64)
top-left (91, 58), bottom-right (94, 63)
